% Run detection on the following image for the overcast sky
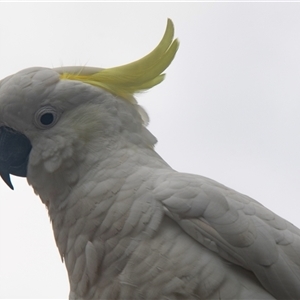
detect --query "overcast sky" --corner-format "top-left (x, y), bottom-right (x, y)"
top-left (1, 2), bottom-right (300, 299)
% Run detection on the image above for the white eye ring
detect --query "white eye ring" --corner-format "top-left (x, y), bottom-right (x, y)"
top-left (34, 106), bottom-right (61, 129)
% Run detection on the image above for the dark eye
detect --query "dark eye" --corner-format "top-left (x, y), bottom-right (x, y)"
top-left (40, 113), bottom-right (54, 125)
top-left (34, 106), bottom-right (61, 129)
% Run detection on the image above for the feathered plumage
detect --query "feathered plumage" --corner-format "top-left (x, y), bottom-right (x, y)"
top-left (0, 19), bottom-right (299, 300)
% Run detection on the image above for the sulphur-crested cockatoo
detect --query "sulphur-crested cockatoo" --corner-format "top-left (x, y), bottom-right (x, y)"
top-left (0, 19), bottom-right (299, 300)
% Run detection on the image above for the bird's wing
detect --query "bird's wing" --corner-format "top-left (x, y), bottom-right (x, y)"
top-left (154, 171), bottom-right (300, 299)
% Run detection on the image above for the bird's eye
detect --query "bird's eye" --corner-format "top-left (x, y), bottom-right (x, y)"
top-left (40, 113), bottom-right (54, 125)
top-left (34, 106), bottom-right (61, 129)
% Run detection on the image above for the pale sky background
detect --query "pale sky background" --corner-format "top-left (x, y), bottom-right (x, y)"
top-left (1, 2), bottom-right (300, 299)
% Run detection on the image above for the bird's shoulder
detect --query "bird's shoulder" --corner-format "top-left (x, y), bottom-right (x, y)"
top-left (152, 170), bottom-right (300, 298)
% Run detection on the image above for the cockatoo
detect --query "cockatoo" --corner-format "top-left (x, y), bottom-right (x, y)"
top-left (0, 19), bottom-right (299, 300)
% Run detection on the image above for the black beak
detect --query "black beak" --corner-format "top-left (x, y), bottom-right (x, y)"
top-left (0, 126), bottom-right (32, 189)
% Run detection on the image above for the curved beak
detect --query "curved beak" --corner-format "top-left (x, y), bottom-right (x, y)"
top-left (0, 126), bottom-right (32, 190)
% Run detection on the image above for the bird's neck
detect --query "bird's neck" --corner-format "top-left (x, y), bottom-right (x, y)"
top-left (59, 145), bottom-right (171, 294)
top-left (28, 140), bottom-right (172, 292)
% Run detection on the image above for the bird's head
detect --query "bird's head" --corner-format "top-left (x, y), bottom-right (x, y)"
top-left (0, 19), bottom-right (179, 192)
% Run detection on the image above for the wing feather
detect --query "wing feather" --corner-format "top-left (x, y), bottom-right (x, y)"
top-left (156, 172), bottom-right (300, 298)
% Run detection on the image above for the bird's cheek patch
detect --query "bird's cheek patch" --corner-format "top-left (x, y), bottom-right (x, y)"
top-left (30, 136), bottom-right (74, 173)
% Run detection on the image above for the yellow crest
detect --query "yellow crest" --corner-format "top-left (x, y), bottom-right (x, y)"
top-left (58, 19), bottom-right (179, 103)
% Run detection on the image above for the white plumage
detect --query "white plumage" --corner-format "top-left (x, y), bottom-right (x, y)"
top-left (0, 20), bottom-right (299, 299)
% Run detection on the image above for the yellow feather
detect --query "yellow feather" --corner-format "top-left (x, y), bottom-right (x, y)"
top-left (59, 19), bottom-right (179, 103)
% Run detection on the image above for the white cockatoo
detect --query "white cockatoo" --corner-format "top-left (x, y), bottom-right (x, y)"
top-left (0, 19), bottom-right (299, 300)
